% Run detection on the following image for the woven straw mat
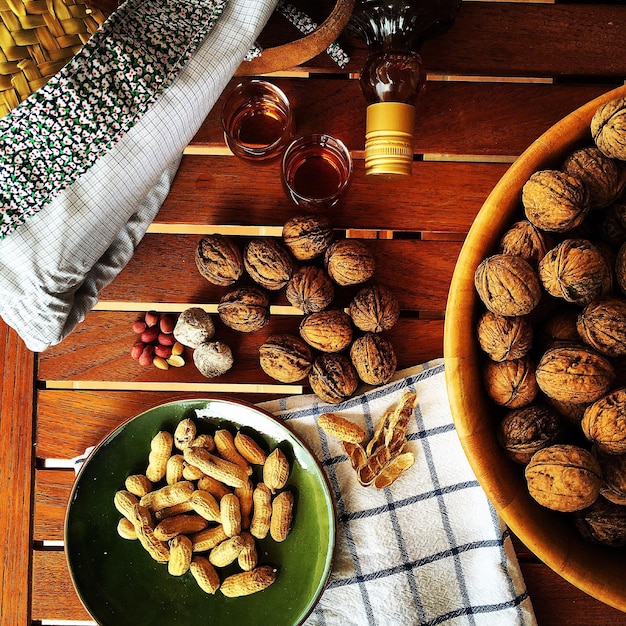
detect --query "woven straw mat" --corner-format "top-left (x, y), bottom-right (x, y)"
top-left (0, 0), bottom-right (108, 117)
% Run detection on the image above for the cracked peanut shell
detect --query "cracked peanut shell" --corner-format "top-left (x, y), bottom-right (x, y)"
top-left (474, 254), bottom-right (542, 317)
top-left (350, 333), bottom-right (397, 386)
top-left (349, 284), bottom-right (400, 333)
top-left (522, 169), bottom-right (590, 232)
top-left (525, 444), bottom-right (602, 512)
top-left (535, 344), bottom-right (615, 404)
top-left (243, 239), bottom-right (294, 290)
top-left (259, 334), bottom-right (312, 383)
top-left (218, 286), bottom-right (270, 333)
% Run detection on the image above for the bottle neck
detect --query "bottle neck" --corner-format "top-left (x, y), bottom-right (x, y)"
top-left (360, 50), bottom-right (425, 105)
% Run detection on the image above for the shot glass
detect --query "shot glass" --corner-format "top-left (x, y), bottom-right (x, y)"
top-left (281, 134), bottom-right (353, 210)
top-left (221, 80), bottom-right (294, 161)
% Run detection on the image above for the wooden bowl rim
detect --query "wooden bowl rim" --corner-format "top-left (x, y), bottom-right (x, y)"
top-left (444, 84), bottom-right (626, 612)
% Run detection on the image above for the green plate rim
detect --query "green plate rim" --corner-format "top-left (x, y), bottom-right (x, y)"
top-left (64, 395), bottom-right (337, 626)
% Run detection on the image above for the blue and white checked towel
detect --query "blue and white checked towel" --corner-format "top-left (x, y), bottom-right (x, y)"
top-left (260, 359), bottom-right (537, 626)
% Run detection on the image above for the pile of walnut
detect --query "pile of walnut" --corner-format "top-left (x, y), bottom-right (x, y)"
top-left (114, 417), bottom-right (293, 597)
top-left (474, 96), bottom-right (626, 547)
top-left (318, 391), bottom-right (417, 489)
top-left (190, 214), bottom-right (400, 404)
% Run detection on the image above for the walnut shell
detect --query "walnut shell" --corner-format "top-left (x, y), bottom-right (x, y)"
top-left (522, 169), bottom-right (590, 232)
top-left (483, 356), bottom-right (538, 408)
top-left (173, 307), bottom-right (215, 349)
top-left (616, 241), bottom-right (626, 295)
top-left (524, 444), bottom-right (602, 512)
top-left (476, 311), bottom-right (533, 362)
top-left (349, 333), bottom-right (397, 385)
top-left (474, 254), bottom-right (542, 317)
top-left (497, 404), bottom-right (563, 465)
top-left (593, 448), bottom-right (626, 505)
top-left (349, 284), bottom-right (400, 333)
top-left (537, 307), bottom-right (580, 352)
top-left (535, 345), bottom-right (615, 404)
top-left (499, 220), bottom-right (554, 265)
top-left (575, 497), bottom-right (626, 546)
top-left (309, 353), bottom-right (359, 404)
top-left (538, 239), bottom-right (610, 306)
top-left (193, 341), bottom-right (234, 378)
top-left (562, 147), bottom-right (626, 210)
top-left (599, 199), bottom-right (626, 246)
top-left (582, 388), bottom-right (626, 455)
top-left (218, 286), bottom-right (270, 333)
top-left (577, 297), bottom-right (626, 357)
top-left (282, 214), bottom-right (334, 260)
top-left (591, 96), bottom-right (626, 160)
top-left (259, 334), bottom-right (312, 383)
top-left (195, 234), bottom-right (243, 286)
top-left (299, 310), bottom-right (353, 353)
top-left (243, 239), bottom-right (294, 290)
top-left (285, 266), bottom-right (334, 314)
top-left (324, 240), bottom-right (375, 286)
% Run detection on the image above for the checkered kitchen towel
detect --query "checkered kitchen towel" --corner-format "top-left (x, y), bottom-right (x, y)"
top-left (259, 359), bottom-right (537, 626)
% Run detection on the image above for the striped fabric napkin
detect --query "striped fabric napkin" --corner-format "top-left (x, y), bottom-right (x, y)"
top-left (259, 359), bottom-right (537, 626)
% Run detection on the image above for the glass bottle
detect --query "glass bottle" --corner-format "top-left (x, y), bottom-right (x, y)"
top-left (348, 0), bottom-right (462, 176)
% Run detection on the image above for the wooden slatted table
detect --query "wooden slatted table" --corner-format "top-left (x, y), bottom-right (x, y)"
top-left (3, 0), bottom-right (626, 623)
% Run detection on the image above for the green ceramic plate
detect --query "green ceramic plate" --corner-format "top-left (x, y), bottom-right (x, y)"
top-left (65, 397), bottom-right (336, 626)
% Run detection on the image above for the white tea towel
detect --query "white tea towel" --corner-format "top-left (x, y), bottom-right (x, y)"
top-left (260, 359), bottom-right (537, 626)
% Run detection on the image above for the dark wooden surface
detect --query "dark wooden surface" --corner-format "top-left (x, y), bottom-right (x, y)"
top-left (4, 0), bottom-right (626, 624)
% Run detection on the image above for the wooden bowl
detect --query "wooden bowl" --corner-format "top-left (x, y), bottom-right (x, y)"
top-left (444, 84), bottom-right (626, 612)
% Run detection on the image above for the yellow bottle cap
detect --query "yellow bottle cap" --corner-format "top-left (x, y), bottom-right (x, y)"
top-left (365, 102), bottom-right (416, 176)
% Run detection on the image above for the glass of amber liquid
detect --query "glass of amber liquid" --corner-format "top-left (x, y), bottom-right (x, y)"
top-left (221, 80), bottom-right (294, 160)
top-left (281, 134), bottom-right (353, 209)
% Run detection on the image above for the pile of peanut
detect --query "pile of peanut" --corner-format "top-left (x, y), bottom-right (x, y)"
top-left (130, 310), bottom-right (186, 371)
top-left (114, 416), bottom-right (294, 597)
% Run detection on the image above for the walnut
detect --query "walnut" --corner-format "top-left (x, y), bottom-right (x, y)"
top-left (499, 220), bottom-right (554, 265)
top-left (524, 444), bottom-right (602, 512)
top-left (537, 306), bottom-right (580, 352)
top-left (474, 254), bottom-right (542, 317)
top-left (193, 341), bottom-right (234, 378)
top-left (593, 448), bottom-right (626, 505)
top-left (483, 356), bottom-right (538, 408)
top-left (599, 199), bottom-right (626, 246)
top-left (522, 169), bottom-right (590, 232)
top-left (259, 334), bottom-right (312, 383)
top-left (476, 311), bottom-right (533, 362)
top-left (173, 307), bottom-right (215, 349)
top-left (591, 96), bottom-right (626, 160)
top-left (282, 214), bottom-right (334, 261)
top-left (581, 388), bottom-right (626, 455)
top-left (324, 240), bottom-right (375, 286)
top-left (243, 239), bottom-right (294, 290)
top-left (577, 297), bottom-right (626, 357)
top-left (285, 266), bottom-right (334, 314)
top-left (349, 333), bottom-right (397, 385)
top-left (545, 396), bottom-right (589, 425)
top-left (562, 147), bottom-right (626, 210)
top-left (349, 284), bottom-right (400, 333)
top-left (616, 241), bottom-right (626, 295)
top-left (195, 234), bottom-right (243, 286)
top-left (217, 286), bottom-right (270, 333)
top-left (535, 345), bottom-right (615, 404)
top-left (497, 405), bottom-right (563, 465)
top-left (575, 498), bottom-right (626, 547)
top-left (299, 310), bottom-right (353, 353)
top-left (538, 239), bottom-right (610, 306)
top-left (309, 353), bottom-right (359, 404)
